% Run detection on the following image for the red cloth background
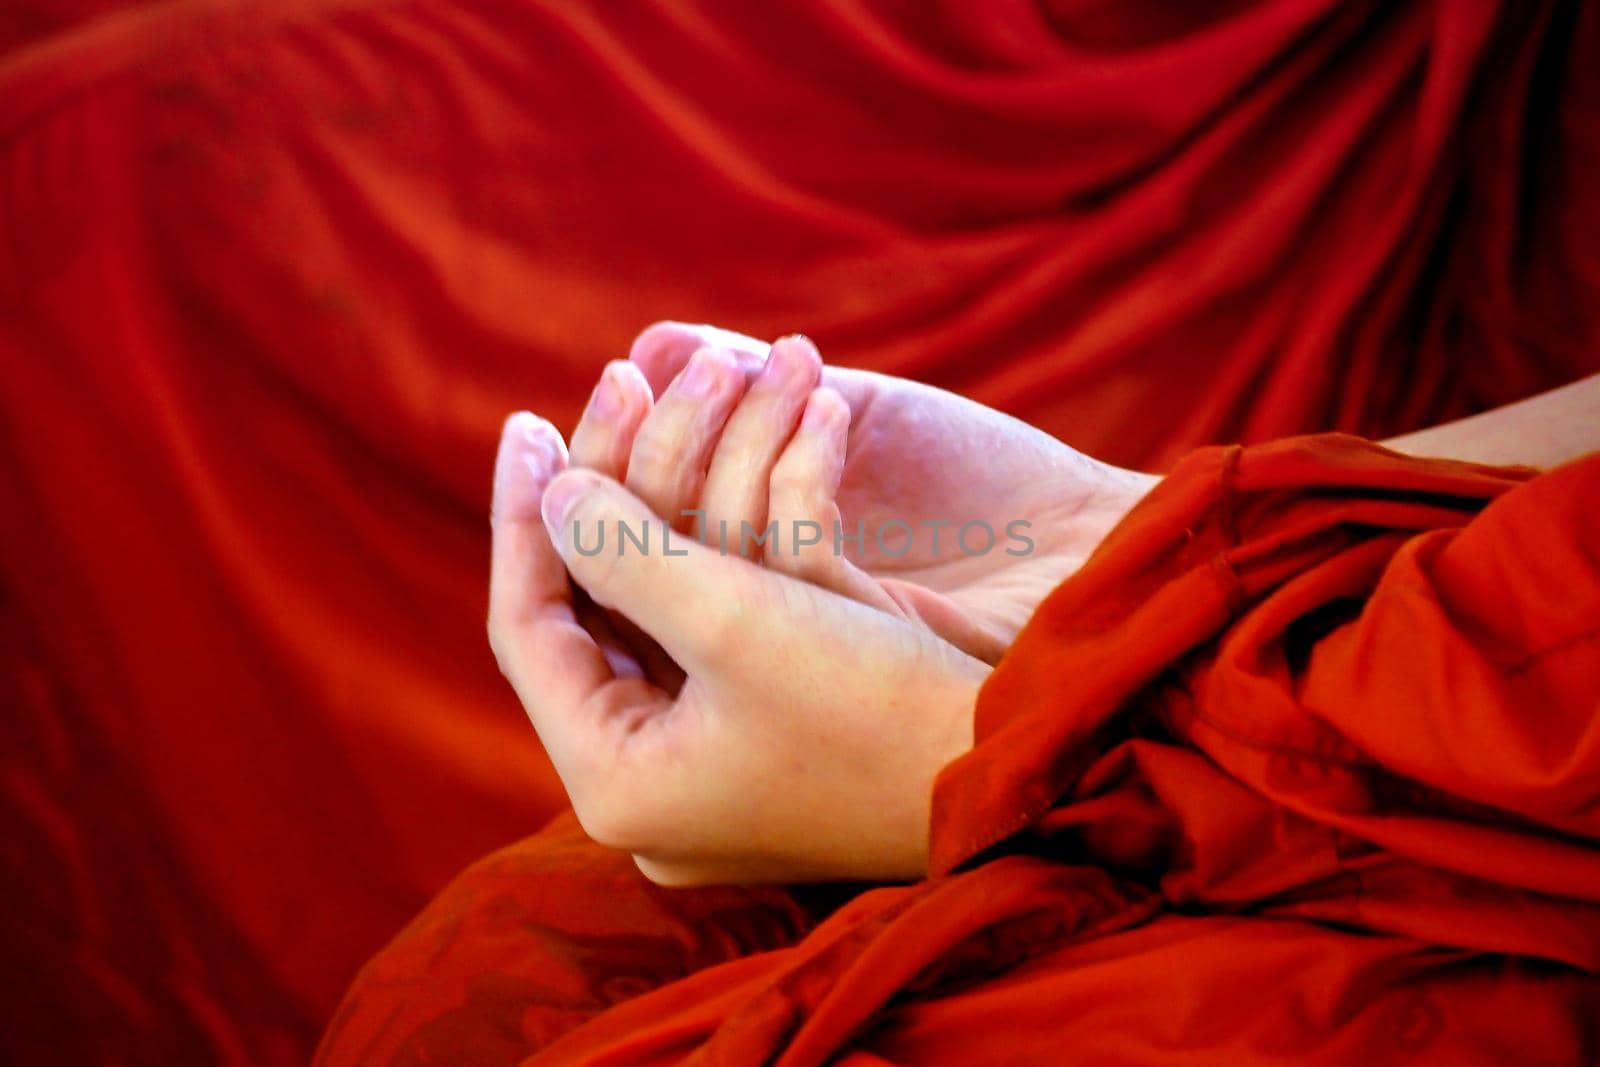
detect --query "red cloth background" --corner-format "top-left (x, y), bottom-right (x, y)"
top-left (1, 1), bottom-right (1596, 1063)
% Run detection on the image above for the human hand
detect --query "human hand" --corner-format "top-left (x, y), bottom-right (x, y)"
top-left (565, 330), bottom-right (953, 660)
top-left (487, 414), bottom-right (987, 886)
top-left (564, 330), bottom-right (1010, 661)
top-left (575, 322), bottom-right (1157, 662)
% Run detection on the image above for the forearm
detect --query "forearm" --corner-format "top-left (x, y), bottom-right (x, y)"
top-left (1382, 374), bottom-right (1600, 469)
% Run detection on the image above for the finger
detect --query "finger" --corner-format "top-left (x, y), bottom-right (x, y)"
top-left (566, 361), bottom-right (682, 686)
top-left (628, 321), bottom-right (767, 395)
top-left (766, 387), bottom-right (905, 614)
top-left (629, 321), bottom-right (889, 421)
top-left (765, 392), bottom-right (1009, 662)
top-left (489, 414), bottom-right (668, 768)
top-left (540, 467), bottom-right (759, 671)
top-left (568, 360), bottom-right (652, 480)
top-left (624, 345), bottom-right (745, 530)
top-left (700, 335), bottom-right (822, 559)
top-left (489, 413), bottom-right (610, 702)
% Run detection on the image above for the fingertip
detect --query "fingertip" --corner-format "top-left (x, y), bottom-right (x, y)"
top-left (628, 322), bottom-right (709, 395)
top-left (729, 346), bottom-right (766, 382)
top-left (628, 321), bottom-right (696, 361)
top-left (762, 335), bottom-right (823, 393)
top-left (588, 360), bottom-right (651, 423)
top-left (495, 412), bottom-right (567, 522)
top-left (571, 362), bottom-right (650, 479)
top-left (502, 409), bottom-right (560, 445)
top-left (586, 364), bottom-right (622, 420)
top-left (773, 333), bottom-right (820, 361)
top-left (631, 322), bottom-right (771, 393)
top-left (672, 345), bottom-right (744, 399)
top-left (607, 358), bottom-right (653, 406)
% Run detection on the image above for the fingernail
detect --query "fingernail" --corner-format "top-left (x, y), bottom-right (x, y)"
top-left (540, 471), bottom-right (593, 533)
top-left (764, 335), bottom-right (818, 386)
top-left (517, 411), bottom-right (550, 444)
top-left (495, 413), bottom-right (558, 521)
top-left (678, 349), bottom-right (726, 397)
top-left (588, 368), bottom-right (621, 418)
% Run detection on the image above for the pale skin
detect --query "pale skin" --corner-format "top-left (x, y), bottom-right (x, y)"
top-left (489, 322), bottom-right (1599, 886)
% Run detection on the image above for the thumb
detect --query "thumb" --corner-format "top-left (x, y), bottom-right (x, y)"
top-left (541, 468), bottom-right (752, 668)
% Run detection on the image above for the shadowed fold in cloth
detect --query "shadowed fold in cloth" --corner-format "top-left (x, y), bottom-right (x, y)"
top-left (319, 435), bottom-right (1600, 1065)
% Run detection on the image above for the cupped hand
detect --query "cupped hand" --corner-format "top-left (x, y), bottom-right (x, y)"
top-left (595, 323), bottom-right (1158, 661)
top-left (488, 414), bottom-right (987, 886)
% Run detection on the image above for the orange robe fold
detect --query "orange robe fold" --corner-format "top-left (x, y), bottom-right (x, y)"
top-left (319, 435), bottom-right (1600, 1065)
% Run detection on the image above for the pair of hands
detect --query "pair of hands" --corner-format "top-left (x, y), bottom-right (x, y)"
top-left (488, 323), bottom-right (1155, 885)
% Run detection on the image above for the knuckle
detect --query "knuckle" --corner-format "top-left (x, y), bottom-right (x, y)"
top-left (714, 414), bottom-right (767, 463)
top-left (704, 466), bottom-right (760, 521)
top-left (627, 450), bottom-right (699, 518)
top-left (710, 449), bottom-right (758, 495)
top-left (627, 423), bottom-right (684, 484)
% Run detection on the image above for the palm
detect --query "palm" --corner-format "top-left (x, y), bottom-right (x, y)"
top-left (822, 367), bottom-right (1151, 645)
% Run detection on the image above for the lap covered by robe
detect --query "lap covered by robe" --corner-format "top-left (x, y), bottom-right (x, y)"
top-left (319, 434), bottom-right (1600, 1065)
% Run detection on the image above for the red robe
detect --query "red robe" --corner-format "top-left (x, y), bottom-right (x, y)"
top-left (319, 435), bottom-right (1600, 1065)
top-left (3, 2), bottom-right (1598, 1060)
